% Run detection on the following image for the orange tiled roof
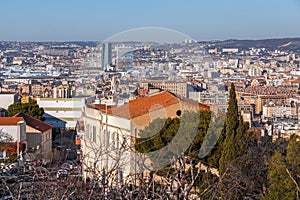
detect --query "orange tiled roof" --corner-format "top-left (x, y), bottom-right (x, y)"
top-left (13, 113), bottom-right (53, 132)
top-left (87, 104), bottom-right (114, 114)
top-left (112, 91), bottom-right (180, 119)
top-left (88, 91), bottom-right (209, 119)
top-left (0, 117), bottom-right (24, 125)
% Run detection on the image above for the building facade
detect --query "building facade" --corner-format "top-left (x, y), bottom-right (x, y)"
top-left (102, 43), bottom-right (112, 70)
top-left (81, 91), bottom-right (209, 182)
top-left (0, 117), bottom-right (27, 153)
top-left (0, 92), bottom-right (18, 109)
top-left (13, 113), bottom-right (53, 163)
top-left (140, 81), bottom-right (193, 98)
top-left (37, 96), bottom-right (94, 129)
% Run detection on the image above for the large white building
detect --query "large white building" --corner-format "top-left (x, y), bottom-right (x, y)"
top-left (0, 92), bottom-right (18, 109)
top-left (37, 96), bottom-right (94, 129)
top-left (81, 91), bottom-right (209, 182)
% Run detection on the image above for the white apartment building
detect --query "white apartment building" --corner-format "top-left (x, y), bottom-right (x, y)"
top-left (0, 92), bottom-right (19, 109)
top-left (222, 48), bottom-right (239, 53)
top-left (37, 96), bottom-right (94, 129)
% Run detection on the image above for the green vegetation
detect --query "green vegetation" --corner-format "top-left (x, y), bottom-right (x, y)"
top-left (8, 102), bottom-right (45, 121)
top-left (135, 110), bottom-right (214, 166)
top-left (219, 83), bottom-right (246, 175)
top-left (134, 83), bottom-right (300, 199)
top-left (264, 134), bottom-right (300, 200)
top-left (264, 151), bottom-right (297, 200)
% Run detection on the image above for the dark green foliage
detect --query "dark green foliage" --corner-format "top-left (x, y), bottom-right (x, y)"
top-left (264, 151), bottom-right (297, 200)
top-left (135, 118), bottom-right (180, 153)
top-left (135, 110), bottom-right (215, 170)
top-left (205, 122), bottom-right (226, 168)
top-left (135, 111), bottom-right (212, 156)
top-left (8, 102), bottom-right (45, 121)
top-left (219, 83), bottom-right (246, 175)
top-left (286, 134), bottom-right (300, 177)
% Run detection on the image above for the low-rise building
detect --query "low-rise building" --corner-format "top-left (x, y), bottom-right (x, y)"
top-left (0, 117), bottom-right (27, 153)
top-left (13, 113), bottom-right (53, 163)
top-left (37, 96), bottom-right (94, 129)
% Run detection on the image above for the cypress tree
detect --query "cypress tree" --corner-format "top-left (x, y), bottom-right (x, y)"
top-left (219, 83), bottom-right (241, 175)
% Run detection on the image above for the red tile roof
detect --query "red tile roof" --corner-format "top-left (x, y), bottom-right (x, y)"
top-left (0, 117), bottom-right (24, 125)
top-left (88, 91), bottom-right (209, 119)
top-left (87, 104), bottom-right (114, 114)
top-left (13, 113), bottom-right (53, 132)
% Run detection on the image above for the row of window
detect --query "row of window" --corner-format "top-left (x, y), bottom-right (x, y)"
top-left (85, 123), bottom-right (123, 149)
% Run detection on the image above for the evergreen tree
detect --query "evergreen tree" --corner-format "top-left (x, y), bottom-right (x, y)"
top-left (264, 151), bottom-right (296, 200)
top-left (219, 83), bottom-right (241, 175)
top-left (286, 134), bottom-right (300, 176)
top-left (286, 134), bottom-right (300, 198)
top-left (8, 102), bottom-right (45, 121)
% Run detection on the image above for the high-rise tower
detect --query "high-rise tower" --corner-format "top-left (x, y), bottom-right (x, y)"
top-left (102, 43), bottom-right (112, 70)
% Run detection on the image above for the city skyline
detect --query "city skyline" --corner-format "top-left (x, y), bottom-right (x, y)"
top-left (1, 0), bottom-right (300, 42)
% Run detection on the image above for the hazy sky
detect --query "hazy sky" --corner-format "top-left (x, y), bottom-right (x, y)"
top-left (1, 0), bottom-right (300, 41)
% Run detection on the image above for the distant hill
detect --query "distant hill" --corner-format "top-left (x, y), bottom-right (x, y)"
top-left (204, 38), bottom-right (300, 52)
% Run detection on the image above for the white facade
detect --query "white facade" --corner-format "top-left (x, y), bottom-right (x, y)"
top-left (248, 66), bottom-right (262, 77)
top-left (222, 48), bottom-right (239, 53)
top-left (0, 92), bottom-right (18, 109)
top-left (37, 96), bottom-right (94, 129)
top-left (263, 105), bottom-right (297, 118)
top-left (0, 121), bottom-right (26, 144)
top-left (82, 105), bottom-right (133, 181)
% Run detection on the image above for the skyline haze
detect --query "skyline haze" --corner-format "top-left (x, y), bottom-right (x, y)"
top-left (1, 0), bottom-right (300, 42)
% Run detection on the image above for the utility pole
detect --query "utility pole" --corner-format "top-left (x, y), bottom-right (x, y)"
top-left (134, 128), bottom-right (137, 187)
top-left (105, 102), bottom-right (108, 172)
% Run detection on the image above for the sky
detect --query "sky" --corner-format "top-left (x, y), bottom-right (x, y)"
top-left (1, 0), bottom-right (300, 41)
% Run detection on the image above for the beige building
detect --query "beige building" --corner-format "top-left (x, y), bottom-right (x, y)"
top-left (262, 104), bottom-right (297, 118)
top-left (257, 95), bottom-right (289, 115)
top-left (140, 80), bottom-right (191, 98)
top-left (31, 84), bottom-right (44, 96)
top-left (13, 113), bottom-right (53, 163)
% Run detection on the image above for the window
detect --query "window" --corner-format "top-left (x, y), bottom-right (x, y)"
top-left (92, 126), bottom-right (96, 143)
top-left (86, 124), bottom-right (90, 139)
top-left (116, 133), bottom-right (119, 149)
top-left (112, 132), bottom-right (115, 148)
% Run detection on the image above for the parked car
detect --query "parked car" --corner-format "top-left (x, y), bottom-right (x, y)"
top-left (56, 168), bottom-right (68, 179)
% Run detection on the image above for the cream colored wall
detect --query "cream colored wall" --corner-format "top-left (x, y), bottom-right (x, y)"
top-left (82, 107), bottom-right (132, 178)
top-left (25, 126), bottom-right (52, 162)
